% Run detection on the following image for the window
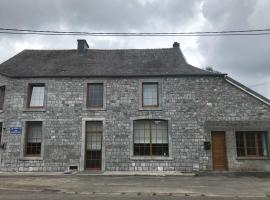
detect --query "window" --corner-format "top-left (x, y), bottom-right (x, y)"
top-left (87, 83), bottom-right (104, 108)
top-left (142, 83), bottom-right (158, 107)
top-left (0, 123), bottom-right (2, 143)
top-left (133, 119), bottom-right (168, 156)
top-left (28, 84), bottom-right (45, 108)
top-left (236, 131), bottom-right (269, 158)
top-left (25, 121), bottom-right (42, 156)
top-left (0, 86), bottom-right (5, 110)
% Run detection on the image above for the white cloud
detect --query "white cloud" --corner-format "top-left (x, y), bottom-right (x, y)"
top-left (0, 0), bottom-right (269, 98)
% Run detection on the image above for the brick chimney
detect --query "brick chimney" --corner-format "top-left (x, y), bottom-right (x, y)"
top-left (173, 42), bottom-right (180, 48)
top-left (77, 39), bottom-right (89, 55)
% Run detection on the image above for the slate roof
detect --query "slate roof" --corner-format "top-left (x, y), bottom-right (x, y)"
top-left (0, 47), bottom-right (224, 78)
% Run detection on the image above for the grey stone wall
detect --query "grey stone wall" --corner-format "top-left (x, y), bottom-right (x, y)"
top-left (0, 75), bottom-right (269, 172)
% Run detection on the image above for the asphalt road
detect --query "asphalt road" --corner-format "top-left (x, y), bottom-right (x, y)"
top-left (0, 190), bottom-right (269, 200)
top-left (0, 174), bottom-right (270, 199)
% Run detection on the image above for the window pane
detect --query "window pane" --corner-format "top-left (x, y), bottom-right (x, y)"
top-left (86, 121), bottom-right (102, 150)
top-left (0, 86), bottom-right (5, 110)
top-left (246, 132), bottom-right (256, 156)
top-left (26, 121), bottom-right (42, 156)
top-left (29, 86), bottom-right (45, 107)
top-left (151, 120), bottom-right (168, 144)
top-left (236, 131), bottom-right (269, 157)
top-left (258, 132), bottom-right (269, 157)
top-left (86, 134), bottom-right (102, 150)
top-left (87, 83), bottom-right (103, 108)
top-left (236, 132), bottom-right (245, 157)
top-left (143, 83), bottom-right (158, 106)
top-left (0, 123), bottom-right (2, 143)
top-left (152, 144), bottom-right (168, 156)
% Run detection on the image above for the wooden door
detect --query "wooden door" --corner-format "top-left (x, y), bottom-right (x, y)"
top-left (211, 131), bottom-right (228, 171)
top-left (85, 121), bottom-right (102, 170)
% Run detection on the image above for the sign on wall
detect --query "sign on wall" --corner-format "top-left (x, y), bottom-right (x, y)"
top-left (10, 127), bottom-right (22, 134)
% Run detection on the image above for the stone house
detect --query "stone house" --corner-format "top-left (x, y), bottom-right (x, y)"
top-left (0, 40), bottom-right (269, 172)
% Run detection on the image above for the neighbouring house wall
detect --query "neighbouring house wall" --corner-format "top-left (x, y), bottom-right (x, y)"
top-left (0, 76), bottom-right (269, 172)
top-left (205, 121), bottom-right (270, 171)
top-left (0, 74), bottom-right (10, 170)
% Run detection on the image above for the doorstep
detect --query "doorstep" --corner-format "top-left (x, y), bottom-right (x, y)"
top-left (0, 172), bottom-right (64, 176)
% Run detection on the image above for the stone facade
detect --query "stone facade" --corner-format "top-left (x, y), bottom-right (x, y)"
top-left (0, 74), bottom-right (269, 172)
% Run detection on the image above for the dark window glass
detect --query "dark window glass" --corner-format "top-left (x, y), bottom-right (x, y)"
top-left (25, 121), bottom-right (42, 156)
top-left (246, 133), bottom-right (256, 155)
top-left (28, 84), bottom-right (45, 108)
top-left (236, 131), bottom-right (269, 157)
top-left (133, 120), bottom-right (168, 156)
top-left (142, 83), bottom-right (158, 107)
top-left (0, 86), bottom-right (5, 110)
top-left (0, 123), bottom-right (2, 143)
top-left (87, 83), bottom-right (104, 108)
top-left (236, 132), bottom-right (245, 157)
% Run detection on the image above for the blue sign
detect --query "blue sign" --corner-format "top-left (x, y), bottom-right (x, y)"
top-left (10, 127), bottom-right (22, 134)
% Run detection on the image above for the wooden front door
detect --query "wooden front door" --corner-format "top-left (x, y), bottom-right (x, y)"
top-left (85, 121), bottom-right (102, 170)
top-left (211, 131), bottom-right (228, 171)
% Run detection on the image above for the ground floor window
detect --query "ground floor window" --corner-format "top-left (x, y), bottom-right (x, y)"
top-left (133, 119), bottom-right (168, 156)
top-left (0, 122), bottom-right (2, 143)
top-left (25, 121), bottom-right (42, 156)
top-left (236, 131), bottom-right (269, 158)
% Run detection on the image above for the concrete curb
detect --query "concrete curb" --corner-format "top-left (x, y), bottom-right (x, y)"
top-left (198, 171), bottom-right (270, 178)
top-left (0, 172), bottom-right (64, 176)
top-left (0, 187), bottom-right (268, 198)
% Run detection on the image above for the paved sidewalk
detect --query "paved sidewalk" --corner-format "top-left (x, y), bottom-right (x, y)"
top-left (0, 173), bottom-right (269, 198)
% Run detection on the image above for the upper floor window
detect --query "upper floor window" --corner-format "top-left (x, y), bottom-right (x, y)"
top-left (25, 121), bottom-right (42, 157)
top-left (0, 86), bottom-right (5, 110)
top-left (87, 83), bottom-right (104, 108)
top-left (28, 84), bottom-right (45, 108)
top-left (142, 83), bottom-right (158, 107)
top-left (236, 131), bottom-right (269, 158)
top-left (133, 119), bottom-right (168, 156)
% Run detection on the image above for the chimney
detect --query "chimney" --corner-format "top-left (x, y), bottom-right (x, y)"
top-left (77, 39), bottom-right (89, 55)
top-left (173, 42), bottom-right (180, 48)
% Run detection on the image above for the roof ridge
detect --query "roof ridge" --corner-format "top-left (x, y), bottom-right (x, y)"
top-left (22, 47), bottom-right (176, 51)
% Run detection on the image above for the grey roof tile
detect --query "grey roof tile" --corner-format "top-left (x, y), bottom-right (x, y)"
top-left (0, 47), bottom-right (223, 77)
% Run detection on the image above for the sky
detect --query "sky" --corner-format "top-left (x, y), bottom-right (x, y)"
top-left (0, 0), bottom-right (269, 98)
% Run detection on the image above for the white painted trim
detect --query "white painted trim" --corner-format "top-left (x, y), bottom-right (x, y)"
top-left (80, 118), bottom-right (106, 172)
top-left (225, 78), bottom-right (270, 106)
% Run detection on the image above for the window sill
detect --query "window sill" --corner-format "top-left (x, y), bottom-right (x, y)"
top-left (236, 157), bottom-right (270, 160)
top-left (131, 156), bottom-right (173, 161)
top-left (22, 108), bottom-right (46, 112)
top-left (20, 157), bottom-right (43, 161)
top-left (84, 108), bottom-right (106, 111)
top-left (139, 107), bottom-right (162, 111)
